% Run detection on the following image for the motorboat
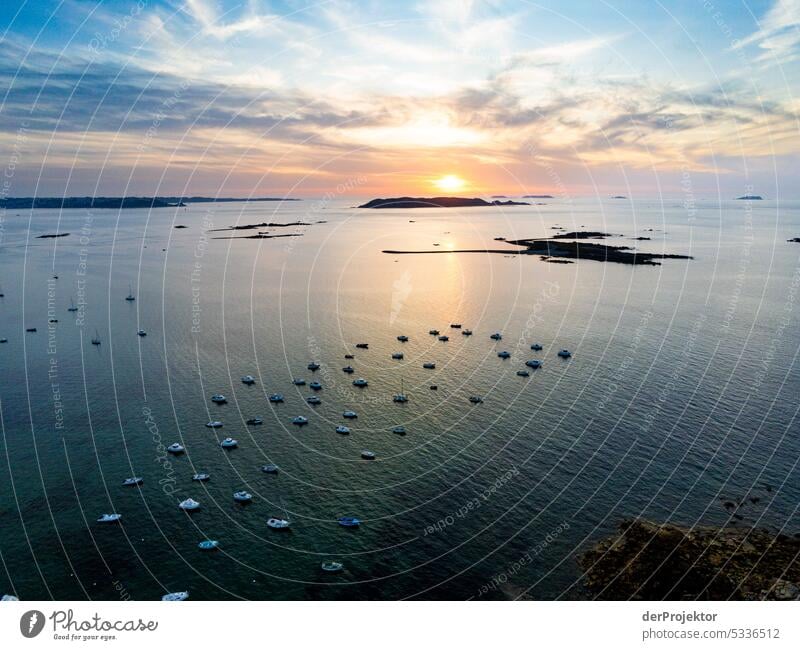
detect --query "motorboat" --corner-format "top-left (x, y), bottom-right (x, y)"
top-left (397, 335), bottom-right (409, 342)
top-left (337, 516), bottom-right (360, 527)
top-left (469, 396), bottom-right (483, 404)
top-left (292, 416), bottom-right (308, 425)
top-left (438, 335), bottom-right (449, 342)
top-left (0, 339), bottom-right (6, 343)
top-left (321, 561), bottom-right (344, 572)
top-left (391, 352), bottom-right (404, 359)
top-left (125, 285), bottom-right (136, 301)
top-left (179, 498), bottom-right (200, 511)
top-left (355, 343), bottom-right (369, 349)
top-left (137, 329), bottom-right (147, 337)
top-left (530, 343), bottom-right (543, 351)
top-left (307, 362), bottom-right (321, 371)
top-left (526, 359), bottom-right (542, 369)
top-left (219, 437), bottom-right (238, 448)
top-left (393, 393), bottom-right (408, 403)
top-left (462, 329), bottom-right (472, 336)
top-left (558, 349), bottom-right (572, 358)
top-left (198, 540), bottom-right (219, 551)
top-left (269, 393), bottom-right (284, 402)
top-left (429, 384), bottom-right (438, 390)
top-left (266, 517), bottom-right (290, 529)
top-left (342, 410), bottom-right (357, 419)
top-left (161, 591), bottom-right (189, 601)
top-left (429, 329), bottom-right (439, 335)
top-left (450, 323), bottom-right (462, 328)
top-left (261, 464), bottom-right (279, 474)
top-left (205, 421), bottom-right (223, 428)
top-left (167, 443), bottom-right (185, 454)
top-left (246, 417), bottom-right (263, 425)
top-left (490, 332), bottom-right (502, 340)
top-left (336, 425), bottom-right (350, 435)
top-left (309, 381), bottom-right (322, 390)
top-left (96, 513), bottom-right (122, 523)
top-left (211, 394), bottom-right (227, 403)
top-left (344, 354), bottom-right (354, 359)
top-left (241, 375), bottom-right (256, 385)
top-left (91, 329), bottom-right (101, 345)
top-left (361, 450), bottom-right (376, 460)
top-left (306, 396), bottom-right (321, 405)
top-left (292, 378), bottom-right (306, 386)
top-left (392, 426), bottom-right (406, 435)
top-left (497, 350), bottom-right (511, 359)
top-left (517, 370), bottom-right (530, 377)
top-left (192, 473), bottom-right (210, 481)
top-left (122, 477), bottom-right (143, 486)
top-left (68, 298), bottom-right (78, 312)
top-left (423, 362), bottom-right (436, 369)
top-left (342, 366), bottom-right (355, 374)
top-left (26, 327), bottom-right (37, 332)
top-left (233, 491), bottom-right (252, 502)
top-left (352, 378), bottom-right (368, 387)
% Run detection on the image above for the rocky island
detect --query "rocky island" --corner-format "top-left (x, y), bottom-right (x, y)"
top-left (1, 196), bottom-right (299, 210)
top-left (359, 196), bottom-right (530, 208)
top-left (580, 519), bottom-right (800, 600)
top-left (736, 195), bottom-right (763, 200)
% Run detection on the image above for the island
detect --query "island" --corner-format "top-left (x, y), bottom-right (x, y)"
top-left (522, 194), bottom-right (554, 199)
top-left (209, 221), bottom-right (310, 232)
top-left (580, 519), bottom-right (799, 600)
top-left (358, 197), bottom-right (530, 208)
top-left (611, 195), bottom-right (627, 199)
top-left (1, 196), bottom-right (299, 210)
top-left (383, 236), bottom-right (692, 266)
top-left (36, 233), bottom-right (70, 239)
top-left (736, 195), bottom-right (763, 200)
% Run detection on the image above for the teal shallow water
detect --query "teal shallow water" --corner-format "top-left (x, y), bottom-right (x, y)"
top-left (0, 198), bottom-right (798, 600)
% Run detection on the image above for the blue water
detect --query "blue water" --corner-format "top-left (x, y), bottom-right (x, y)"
top-left (0, 197), bottom-right (798, 600)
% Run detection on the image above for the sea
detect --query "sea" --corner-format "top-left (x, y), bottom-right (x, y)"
top-left (0, 197), bottom-right (798, 600)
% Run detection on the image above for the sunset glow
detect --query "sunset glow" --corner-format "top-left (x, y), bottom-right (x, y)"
top-left (433, 175), bottom-right (467, 193)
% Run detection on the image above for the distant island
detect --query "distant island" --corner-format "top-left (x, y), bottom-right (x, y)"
top-left (1, 196), bottom-right (299, 210)
top-left (735, 195), bottom-right (763, 200)
top-left (522, 194), bottom-right (553, 199)
top-left (611, 195), bottom-right (627, 199)
top-left (359, 196), bottom-right (530, 209)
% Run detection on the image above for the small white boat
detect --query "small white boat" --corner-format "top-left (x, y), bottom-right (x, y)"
top-left (192, 473), bottom-right (210, 481)
top-left (336, 425), bottom-right (350, 434)
top-left (530, 343), bottom-right (543, 351)
top-left (429, 329), bottom-right (439, 335)
top-left (211, 394), bottom-right (227, 403)
top-left (352, 378), bottom-right (368, 387)
top-left (526, 359), bottom-right (542, 369)
top-left (292, 416), bottom-right (308, 425)
top-left (233, 491), bottom-right (252, 502)
top-left (269, 393), bottom-right (284, 402)
top-left (423, 362), bottom-right (436, 369)
top-left (179, 498), bottom-right (200, 511)
top-left (490, 332), bottom-right (502, 340)
top-left (198, 540), bottom-right (219, 551)
top-left (392, 426), bottom-right (406, 435)
top-left (241, 375), bottom-right (256, 385)
top-left (361, 450), bottom-right (376, 460)
top-left (162, 591), bottom-right (189, 601)
top-left (517, 370), bottom-right (530, 377)
top-left (391, 352), bottom-right (404, 359)
top-left (469, 396), bottom-right (483, 404)
top-left (462, 329), bottom-right (473, 336)
top-left (97, 513), bottom-right (122, 523)
top-left (306, 395), bottom-right (321, 405)
top-left (397, 335), bottom-right (409, 342)
top-left (220, 437), bottom-right (238, 448)
top-left (67, 298), bottom-right (78, 312)
top-left (309, 381), bottom-right (322, 390)
top-left (1, 594), bottom-right (19, 601)
top-left (393, 393), bottom-right (408, 403)
top-left (293, 378), bottom-right (306, 386)
top-left (558, 349), bottom-right (572, 358)
top-left (266, 517), bottom-right (290, 529)
top-left (438, 335), bottom-right (449, 342)
top-left (321, 561), bottom-right (344, 572)
top-left (246, 417), bottom-right (263, 425)
top-left (122, 477), bottom-right (143, 486)
top-left (261, 464), bottom-right (279, 473)
top-left (125, 286), bottom-right (136, 302)
top-left (342, 365), bottom-right (355, 374)
top-left (205, 421), bottom-right (223, 428)
top-left (342, 410), bottom-right (357, 419)
top-left (497, 350), bottom-right (511, 359)
top-left (307, 362), bottom-right (321, 371)
top-left (137, 329), bottom-right (147, 337)
top-left (167, 443), bottom-right (184, 454)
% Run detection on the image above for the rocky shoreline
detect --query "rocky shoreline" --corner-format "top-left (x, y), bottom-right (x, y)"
top-left (579, 519), bottom-right (800, 600)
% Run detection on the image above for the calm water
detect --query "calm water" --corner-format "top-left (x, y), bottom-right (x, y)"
top-left (0, 198), bottom-right (798, 600)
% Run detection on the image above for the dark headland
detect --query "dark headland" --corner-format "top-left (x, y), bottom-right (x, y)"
top-left (735, 195), bottom-right (763, 200)
top-left (522, 194), bottom-right (554, 199)
top-left (580, 519), bottom-right (800, 600)
top-left (359, 196), bottom-right (529, 208)
top-left (1, 196), bottom-right (299, 210)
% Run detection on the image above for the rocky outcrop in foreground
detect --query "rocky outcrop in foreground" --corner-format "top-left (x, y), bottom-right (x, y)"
top-left (580, 519), bottom-right (800, 600)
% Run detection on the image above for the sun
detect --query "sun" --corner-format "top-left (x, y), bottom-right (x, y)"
top-left (433, 174), bottom-right (467, 193)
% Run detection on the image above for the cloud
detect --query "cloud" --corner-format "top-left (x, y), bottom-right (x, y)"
top-left (733, 0), bottom-right (800, 65)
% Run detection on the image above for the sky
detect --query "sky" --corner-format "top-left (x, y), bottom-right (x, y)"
top-left (1, 0), bottom-right (799, 198)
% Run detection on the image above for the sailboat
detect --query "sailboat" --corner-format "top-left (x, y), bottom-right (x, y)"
top-left (125, 284), bottom-right (135, 301)
top-left (91, 329), bottom-right (101, 345)
top-left (393, 377), bottom-right (408, 403)
top-left (67, 297), bottom-right (78, 312)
